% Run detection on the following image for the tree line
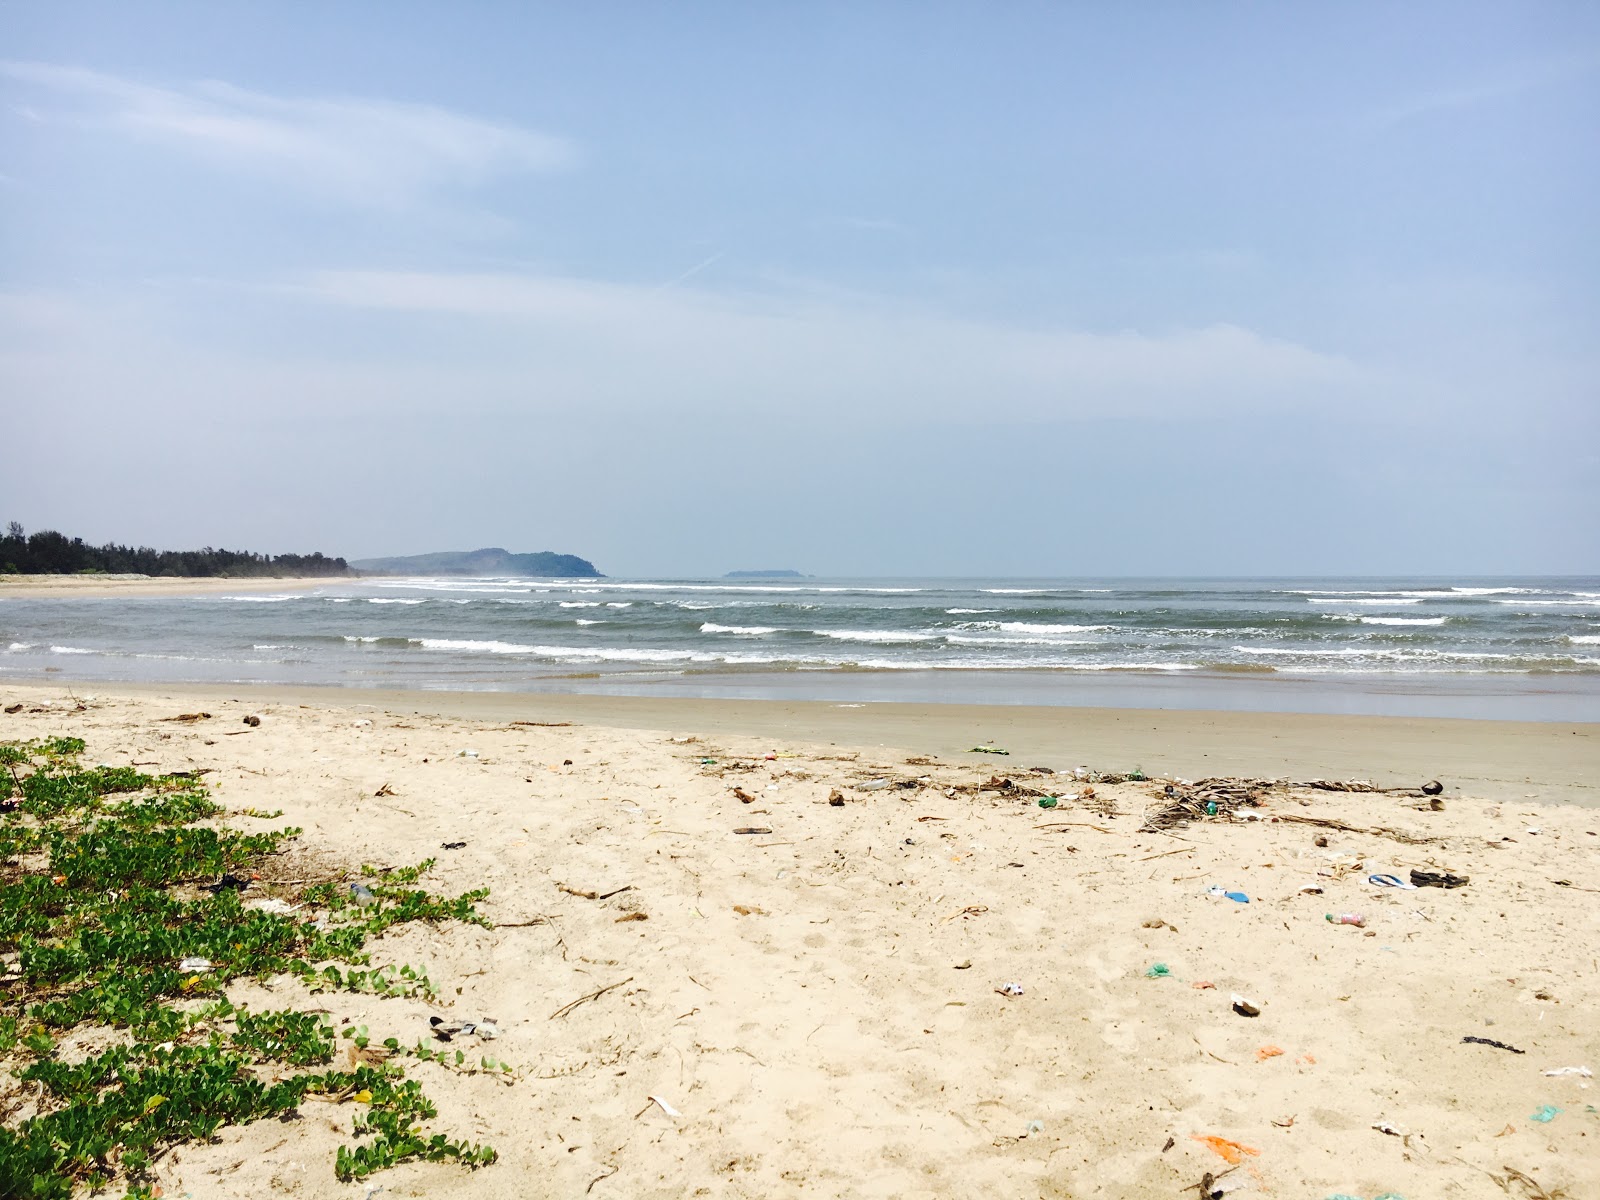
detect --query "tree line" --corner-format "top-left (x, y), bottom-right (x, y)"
top-left (1, 522), bottom-right (352, 578)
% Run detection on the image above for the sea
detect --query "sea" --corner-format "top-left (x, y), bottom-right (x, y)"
top-left (4, 576), bottom-right (1599, 721)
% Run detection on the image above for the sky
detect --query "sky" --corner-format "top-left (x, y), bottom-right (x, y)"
top-left (2, 1), bottom-right (1596, 576)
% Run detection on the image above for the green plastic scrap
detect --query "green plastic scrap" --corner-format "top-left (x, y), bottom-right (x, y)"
top-left (1144, 963), bottom-right (1171, 979)
top-left (1038, 796), bottom-right (1059, 809)
top-left (969, 745), bottom-right (1010, 755)
top-left (1530, 1105), bottom-right (1563, 1123)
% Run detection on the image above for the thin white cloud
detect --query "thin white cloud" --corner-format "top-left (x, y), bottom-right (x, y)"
top-left (1373, 51), bottom-right (1600, 126)
top-left (286, 268), bottom-right (1363, 420)
top-left (0, 61), bottom-right (572, 207)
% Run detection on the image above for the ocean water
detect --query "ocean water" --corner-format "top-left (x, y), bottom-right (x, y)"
top-left (4, 576), bottom-right (1599, 720)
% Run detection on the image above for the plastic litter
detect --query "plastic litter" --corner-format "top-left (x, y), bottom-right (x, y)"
top-left (996, 982), bottom-right (1024, 997)
top-left (1368, 874), bottom-right (1417, 890)
top-left (1190, 1134), bottom-right (1259, 1165)
top-left (177, 957), bottom-right (213, 972)
top-left (969, 745), bottom-right (1009, 755)
top-left (349, 883), bottom-right (378, 907)
top-left (1206, 886), bottom-right (1250, 903)
top-left (1529, 1104), bottom-right (1562, 1123)
top-left (1145, 963), bottom-right (1172, 979)
top-left (430, 1015), bottom-right (500, 1042)
top-left (1038, 796), bottom-right (1059, 809)
top-left (1024, 1119), bottom-right (1044, 1135)
top-left (648, 1095), bottom-right (681, 1118)
top-left (1462, 1036), bottom-right (1525, 1054)
top-left (1231, 994), bottom-right (1261, 1017)
top-left (245, 897), bottom-right (299, 916)
top-left (1542, 1066), bottom-right (1593, 1077)
top-left (859, 779), bottom-right (890, 791)
top-left (1256, 1045), bottom-right (1284, 1060)
top-left (1326, 912), bottom-right (1366, 927)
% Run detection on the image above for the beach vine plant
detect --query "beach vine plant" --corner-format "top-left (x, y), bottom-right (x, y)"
top-left (0, 736), bottom-right (500, 1198)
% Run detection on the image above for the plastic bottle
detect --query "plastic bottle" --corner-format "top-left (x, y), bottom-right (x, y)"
top-left (1325, 912), bottom-right (1365, 927)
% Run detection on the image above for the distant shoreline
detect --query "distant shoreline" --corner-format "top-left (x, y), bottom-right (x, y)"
top-left (0, 575), bottom-right (340, 599)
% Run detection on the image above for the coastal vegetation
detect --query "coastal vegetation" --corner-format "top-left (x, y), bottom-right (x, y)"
top-left (350, 547), bottom-right (601, 577)
top-left (0, 737), bottom-right (500, 1197)
top-left (0, 524), bottom-right (350, 579)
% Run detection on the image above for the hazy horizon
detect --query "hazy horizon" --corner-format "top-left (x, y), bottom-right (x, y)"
top-left (4, 3), bottom-right (1596, 576)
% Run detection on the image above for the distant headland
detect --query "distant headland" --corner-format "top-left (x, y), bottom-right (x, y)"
top-left (724, 569), bottom-right (806, 579)
top-left (351, 547), bottom-right (602, 578)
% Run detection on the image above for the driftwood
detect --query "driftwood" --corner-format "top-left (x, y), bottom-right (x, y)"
top-left (1141, 777), bottom-right (1435, 834)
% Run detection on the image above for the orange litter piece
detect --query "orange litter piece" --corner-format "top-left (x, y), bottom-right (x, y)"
top-left (1191, 980), bottom-right (1216, 990)
top-left (1256, 1045), bottom-right (1285, 1061)
top-left (1190, 1135), bottom-right (1261, 1165)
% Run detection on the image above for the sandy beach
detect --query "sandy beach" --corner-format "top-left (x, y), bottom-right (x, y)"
top-left (0, 576), bottom-right (345, 599)
top-left (2, 679), bottom-right (1595, 1198)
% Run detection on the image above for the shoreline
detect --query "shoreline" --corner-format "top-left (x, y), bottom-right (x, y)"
top-left (8, 677), bottom-right (1595, 803)
top-left (0, 574), bottom-right (346, 598)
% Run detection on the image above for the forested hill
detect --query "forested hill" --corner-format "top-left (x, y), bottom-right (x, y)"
top-left (350, 548), bottom-right (602, 577)
top-left (0, 523), bottom-right (351, 578)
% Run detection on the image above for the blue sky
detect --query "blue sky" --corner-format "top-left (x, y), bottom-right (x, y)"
top-left (2, 1), bottom-right (1596, 575)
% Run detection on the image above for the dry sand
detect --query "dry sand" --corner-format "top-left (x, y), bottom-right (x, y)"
top-left (0, 575), bottom-right (342, 599)
top-left (3, 682), bottom-right (1596, 1198)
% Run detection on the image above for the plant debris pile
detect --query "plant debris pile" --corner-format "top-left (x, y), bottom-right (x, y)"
top-left (1140, 777), bottom-right (1274, 832)
top-left (0, 737), bottom-right (500, 1199)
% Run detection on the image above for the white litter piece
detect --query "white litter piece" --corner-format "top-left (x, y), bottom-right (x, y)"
top-left (1543, 1066), bottom-right (1593, 1077)
top-left (648, 1095), bottom-right (681, 1118)
top-left (177, 957), bottom-right (213, 972)
top-left (246, 897), bottom-right (299, 916)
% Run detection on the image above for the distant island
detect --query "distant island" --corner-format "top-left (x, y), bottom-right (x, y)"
top-left (351, 547), bottom-right (602, 578)
top-left (725, 569), bottom-right (806, 578)
top-left (0, 522), bottom-right (351, 577)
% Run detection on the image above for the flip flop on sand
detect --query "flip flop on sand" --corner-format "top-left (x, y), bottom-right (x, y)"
top-left (1367, 873), bottom-right (1417, 889)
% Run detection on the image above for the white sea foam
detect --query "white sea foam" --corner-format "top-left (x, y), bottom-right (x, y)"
top-left (6, 642), bottom-right (34, 651)
top-left (415, 638), bottom-right (701, 663)
top-left (1306, 597), bottom-right (1424, 606)
top-left (943, 634), bottom-right (1091, 647)
top-left (1566, 635), bottom-right (1600, 644)
top-left (341, 635), bottom-right (382, 643)
top-left (1495, 598), bottom-right (1600, 607)
top-left (701, 623), bottom-right (780, 635)
top-left (574, 619), bottom-right (604, 626)
top-left (998, 621), bottom-right (1113, 634)
top-left (1359, 616), bottom-right (1448, 626)
top-left (49, 645), bottom-right (95, 655)
top-left (946, 608), bottom-right (1000, 614)
top-left (367, 598), bottom-right (425, 605)
top-left (560, 602), bottom-right (602, 608)
top-left (815, 630), bottom-right (939, 644)
top-left (605, 602), bottom-right (632, 608)
top-left (983, 588), bottom-right (1047, 594)
top-left (220, 594), bottom-right (301, 603)
top-left (1237, 646), bottom-right (1390, 658)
